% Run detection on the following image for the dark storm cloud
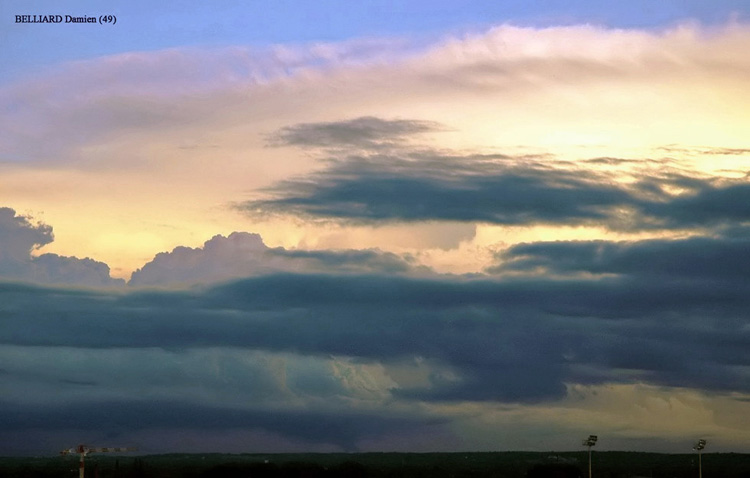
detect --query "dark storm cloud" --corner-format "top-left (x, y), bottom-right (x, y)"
top-left (494, 235), bottom-right (750, 280)
top-left (642, 182), bottom-right (750, 228)
top-left (245, 120), bottom-right (750, 230)
top-left (3, 256), bottom-right (750, 401)
top-left (266, 116), bottom-right (443, 149)
top-left (0, 207), bottom-right (124, 287)
top-left (4, 224), bottom-right (750, 452)
top-left (488, 233), bottom-right (750, 390)
top-left (0, 399), bottom-right (433, 453)
top-left (243, 154), bottom-right (640, 225)
top-left (4, 197), bottom-right (750, 448)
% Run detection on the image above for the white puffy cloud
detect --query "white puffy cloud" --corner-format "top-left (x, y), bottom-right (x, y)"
top-left (0, 206), bottom-right (52, 269)
top-left (129, 231), bottom-right (424, 287)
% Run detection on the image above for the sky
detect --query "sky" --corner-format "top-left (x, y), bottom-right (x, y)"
top-left (1, 0), bottom-right (750, 457)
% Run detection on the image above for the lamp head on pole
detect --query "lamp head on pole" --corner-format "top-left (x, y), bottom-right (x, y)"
top-left (582, 435), bottom-right (598, 447)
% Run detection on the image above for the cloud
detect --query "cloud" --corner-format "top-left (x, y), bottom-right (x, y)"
top-left (266, 116), bottom-right (444, 149)
top-left (6, 265), bottom-right (750, 398)
top-left (3, 20), bottom-right (750, 454)
top-left (641, 181), bottom-right (750, 228)
top-left (0, 335), bottom-right (441, 453)
top-left (0, 39), bottom-right (417, 165)
top-left (3, 21), bottom-right (750, 278)
top-left (3, 221), bottom-right (750, 452)
top-left (489, 233), bottom-right (750, 390)
top-left (242, 151), bottom-right (635, 224)
top-left (0, 207), bottom-right (123, 287)
top-left (658, 145), bottom-right (750, 156)
top-left (0, 207), bottom-right (53, 267)
top-left (241, 140), bottom-right (750, 231)
top-left (492, 234), bottom-right (750, 281)
top-left (129, 231), bottom-right (424, 286)
top-left (0, 345), bottom-right (396, 411)
top-left (0, 398), bottom-right (428, 454)
top-left (5, 21), bottom-right (750, 167)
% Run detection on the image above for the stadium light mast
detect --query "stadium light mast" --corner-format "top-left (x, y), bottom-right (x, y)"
top-left (693, 439), bottom-right (706, 478)
top-left (581, 435), bottom-right (597, 478)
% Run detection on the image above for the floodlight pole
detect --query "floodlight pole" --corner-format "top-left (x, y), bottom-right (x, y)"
top-left (582, 435), bottom-right (597, 478)
top-left (693, 439), bottom-right (706, 478)
top-left (61, 445), bottom-right (136, 478)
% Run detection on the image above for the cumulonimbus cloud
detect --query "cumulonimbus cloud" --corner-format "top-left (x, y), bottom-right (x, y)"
top-left (3, 218), bottom-right (750, 452)
top-left (6, 252), bottom-right (750, 399)
top-left (129, 231), bottom-right (425, 286)
top-left (0, 207), bottom-right (123, 287)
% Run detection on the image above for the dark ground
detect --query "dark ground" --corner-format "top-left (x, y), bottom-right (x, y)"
top-left (2, 451), bottom-right (749, 478)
